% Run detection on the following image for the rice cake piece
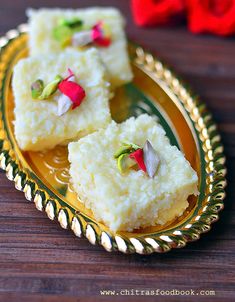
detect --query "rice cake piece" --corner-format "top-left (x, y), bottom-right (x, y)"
top-left (12, 48), bottom-right (111, 151)
top-left (27, 7), bottom-right (133, 88)
top-left (68, 114), bottom-right (198, 232)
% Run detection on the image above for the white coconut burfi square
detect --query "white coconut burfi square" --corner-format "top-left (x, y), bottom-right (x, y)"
top-left (12, 48), bottom-right (111, 151)
top-left (68, 114), bottom-right (198, 232)
top-left (27, 7), bottom-right (133, 88)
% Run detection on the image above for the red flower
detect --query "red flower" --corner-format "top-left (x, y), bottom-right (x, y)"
top-left (58, 81), bottom-right (85, 109)
top-left (187, 0), bottom-right (235, 36)
top-left (58, 69), bottom-right (86, 110)
top-left (91, 22), bottom-right (111, 47)
top-left (129, 149), bottom-right (147, 172)
top-left (131, 0), bottom-right (185, 26)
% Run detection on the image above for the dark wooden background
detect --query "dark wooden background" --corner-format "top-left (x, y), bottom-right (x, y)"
top-left (0, 1), bottom-right (234, 301)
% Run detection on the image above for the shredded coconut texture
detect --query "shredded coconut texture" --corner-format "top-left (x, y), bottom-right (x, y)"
top-left (68, 114), bottom-right (198, 232)
top-left (27, 7), bottom-right (133, 88)
top-left (13, 48), bottom-right (111, 151)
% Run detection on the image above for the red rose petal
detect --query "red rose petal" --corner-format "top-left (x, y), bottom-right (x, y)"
top-left (131, 0), bottom-right (185, 27)
top-left (91, 22), bottom-right (111, 47)
top-left (91, 22), bottom-right (102, 40)
top-left (209, 0), bottom-right (233, 16)
top-left (187, 0), bottom-right (235, 36)
top-left (64, 68), bottom-right (74, 81)
top-left (129, 149), bottom-right (147, 173)
top-left (94, 36), bottom-right (111, 47)
top-left (58, 80), bottom-right (86, 110)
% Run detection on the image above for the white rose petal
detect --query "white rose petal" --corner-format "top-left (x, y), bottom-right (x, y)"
top-left (57, 74), bottom-right (76, 116)
top-left (143, 140), bottom-right (160, 178)
top-left (57, 94), bottom-right (73, 116)
top-left (68, 75), bottom-right (75, 82)
top-left (72, 31), bottom-right (93, 47)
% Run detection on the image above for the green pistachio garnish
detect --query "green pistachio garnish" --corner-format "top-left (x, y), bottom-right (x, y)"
top-left (53, 25), bottom-right (73, 46)
top-left (122, 141), bottom-right (140, 150)
top-left (31, 79), bottom-right (44, 99)
top-left (31, 75), bottom-right (62, 101)
top-left (114, 145), bottom-right (133, 159)
top-left (53, 18), bottom-right (84, 46)
top-left (114, 142), bottom-right (140, 159)
top-left (38, 75), bottom-right (63, 100)
top-left (59, 18), bottom-right (83, 28)
top-left (114, 142), bottom-right (140, 173)
top-left (117, 153), bottom-right (136, 173)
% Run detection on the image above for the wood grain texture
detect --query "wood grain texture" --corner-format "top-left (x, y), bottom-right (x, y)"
top-left (0, 0), bottom-right (234, 301)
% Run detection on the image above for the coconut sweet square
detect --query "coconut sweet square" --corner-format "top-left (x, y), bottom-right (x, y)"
top-left (68, 114), bottom-right (198, 232)
top-left (27, 7), bottom-right (133, 88)
top-left (12, 48), bottom-right (111, 151)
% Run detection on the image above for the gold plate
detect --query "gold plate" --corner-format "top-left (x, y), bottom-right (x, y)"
top-left (0, 25), bottom-right (227, 254)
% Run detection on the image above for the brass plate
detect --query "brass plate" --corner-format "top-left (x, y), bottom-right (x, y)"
top-left (0, 25), bottom-right (227, 254)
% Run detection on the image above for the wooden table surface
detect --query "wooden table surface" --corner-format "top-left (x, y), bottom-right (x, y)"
top-left (0, 1), bottom-right (234, 301)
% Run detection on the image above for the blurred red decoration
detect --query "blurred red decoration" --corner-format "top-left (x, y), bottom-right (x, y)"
top-left (131, 0), bottom-right (235, 36)
top-left (131, 0), bottom-right (185, 26)
top-left (187, 0), bottom-right (235, 36)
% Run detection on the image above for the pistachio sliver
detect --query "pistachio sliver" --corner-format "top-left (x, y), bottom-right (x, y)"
top-left (31, 79), bottom-right (44, 99)
top-left (57, 94), bottom-right (73, 116)
top-left (60, 18), bottom-right (83, 29)
top-left (55, 75), bottom-right (63, 82)
top-left (122, 141), bottom-right (140, 150)
top-left (38, 75), bottom-right (63, 100)
top-left (53, 25), bottom-right (72, 43)
top-left (114, 145), bottom-right (132, 159)
top-left (143, 140), bottom-right (160, 178)
top-left (117, 153), bottom-right (136, 173)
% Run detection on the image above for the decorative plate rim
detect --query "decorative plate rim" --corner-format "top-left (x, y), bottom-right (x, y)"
top-left (0, 24), bottom-right (227, 254)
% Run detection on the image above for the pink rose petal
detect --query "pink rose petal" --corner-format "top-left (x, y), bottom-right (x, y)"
top-left (91, 22), bottom-right (111, 47)
top-left (58, 80), bottom-right (86, 109)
